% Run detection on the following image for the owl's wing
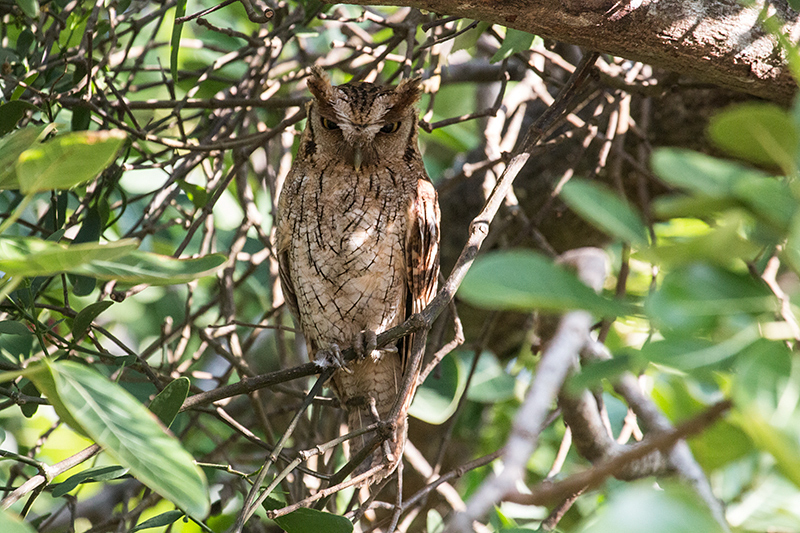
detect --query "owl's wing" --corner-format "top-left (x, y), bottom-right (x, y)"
top-left (403, 177), bottom-right (441, 369)
top-left (275, 190), bottom-right (300, 323)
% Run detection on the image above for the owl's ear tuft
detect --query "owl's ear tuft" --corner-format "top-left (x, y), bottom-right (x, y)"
top-left (383, 77), bottom-right (422, 123)
top-left (394, 77), bottom-right (422, 106)
top-left (307, 66), bottom-right (334, 104)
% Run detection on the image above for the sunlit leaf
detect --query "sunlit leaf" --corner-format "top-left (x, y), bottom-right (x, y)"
top-left (490, 28), bottom-right (534, 63)
top-left (708, 102), bottom-right (797, 172)
top-left (645, 263), bottom-right (776, 334)
top-left (578, 481), bottom-right (726, 533)
top-left (731, 408), bottom-right (800, 489)
top-left (0, 125), bottom-right (47, 189)
top-left (24, 361), bottom-right (209, 518)
top-left (0, 237), bottom-right (139, 277)
top-left (650, 148), bottom-right (771, 196)
top-left (70, 251), bottom-right (227, 285)
top-left (459, 250), bottom-right (628, 316)
top-left (410, 352), bottom-right (465, 424)
top-left (464, 352), bottom-right (517, 403)
top-left (560, 178), bottom-right (648, 246)
top-left (0, 509), bottom-right (36, 533)
top-left (16, 130), bottom-right (126, 193)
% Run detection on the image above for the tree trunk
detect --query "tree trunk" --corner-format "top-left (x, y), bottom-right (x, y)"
top-left (345, 0), bottom-right (799, 103)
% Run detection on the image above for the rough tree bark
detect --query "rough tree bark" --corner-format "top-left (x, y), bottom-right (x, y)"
top-left (345, 0), bottom-right (799, 104)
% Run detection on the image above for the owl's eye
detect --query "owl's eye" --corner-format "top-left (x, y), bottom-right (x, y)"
top-left (380, 122), bottom-right (400, 134)
top-left (320, 117), bottom-right (340, 130)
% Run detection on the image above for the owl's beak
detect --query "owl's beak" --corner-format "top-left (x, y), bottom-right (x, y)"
top-left (352, 146), bottom-right (363, 171)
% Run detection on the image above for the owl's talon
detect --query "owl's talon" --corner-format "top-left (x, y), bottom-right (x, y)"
top-left (316, 344), bottom-right (352, 373)
top-left (355, 329), bottom-right (378, 360)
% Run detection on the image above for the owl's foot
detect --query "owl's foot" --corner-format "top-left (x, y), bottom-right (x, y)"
top-left (315, 344), bottom-right (352, 373)
top-left (354, 329), bottom-right (377, 360)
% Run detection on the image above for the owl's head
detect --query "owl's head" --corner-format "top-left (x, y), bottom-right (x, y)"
top-left (304, 66), bottom-right (422, 170)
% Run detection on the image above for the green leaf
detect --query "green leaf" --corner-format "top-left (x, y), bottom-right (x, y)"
top-left (71, 301), bottom-right (114, 339)
top-left (464, 352), bottom-right (517, 403)
top-left (15, 0), bottom-right (39, 18)
top-left (19, 380), bottom-right (40, 418)
top-left (708, 102), bottom-right (797, 172)
top-left (0, 101), bottom-right (39, 136)
top-left (732, 176), bottom-right (796, 229)
top-left (275, 507), bottom-right (353, 533)
top-left (177, 180), bottom-right (209, 208)
top-left (490, 28), bottom-right (534, 63)
top-left (0, 237), bottom-right (139, 277)
top-left (458, 250), bottom-right (628, 316)
top-left (410, 352), bottom-right (465, 424)
top-left (645, 263), bottom-right (776, 334)
top-left (16, 130), bottom-right (126, 193)
top-left (650, 148), bottom-right (770, 196)
top-left (641, 325), bottom-right (760, 370)
top-left (149, 377), bottom-right (190, 428)
top-left (170, 0), bottom-right (187, 84)
top-left (130, 510), bottom-right (185, 532)
top-left (637, 218), bottom-right (762, 268)
top-left (560, 178), bottom-right (648, 246)
top-left (731, 408), bottom-right (800, 489)
top-left (70, 251), bottom-right (227, 285)
top-left (578, 481), bottom-right (726, 533)
top-left (28, 361), bottom-right (209, 518)
top-left (51, 465), bottom-right (129, 497)
top-left (0, 125), bottom-right (47, 189)
top-left (0, 509), bottom-right (37, 533)
top-left (11, 72), bottom-right (38, 101)
top-left (0, 320), bottom-right (32, 335)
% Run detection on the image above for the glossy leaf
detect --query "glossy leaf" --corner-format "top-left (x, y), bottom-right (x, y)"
top-left (490, 28), bottom-right (534, 63)
top-left (16, 130), bottom-right (126, 193)
top-left (71, 301), bottom-right (114, 339)
top-left (170, 0), bottom-right (187, 83)
top-left (0, 510), bottom-right (36, 533)
top-left (410, 352), bottom-right (465, 424)
top-left (262, 497), bottom-right (353, 533)
top-left (52, 465), bottom-right (129, 497)
top-left (731, 408), bottom-right (800, 489)
top-left (645, 263), bottom-right (776, 334)
top-left (459, 250), bottom-right (627, 316)
top-left (0, 101), bottom-right (39, 136)
top-left (70, 251), bottom-right (227, 285)
top-left (0, 237), bottom-right (139, 277)
top-left (708, 102), bottom-right (797, 171)
top-left (149, 377), bottom-right (190, 428)
top-left (27, 361), bottom-right (210, 518)
top-left (560, 178), bottom-right (648, 246)
top-left (464, 352), bottom-right (517, 403)
top-left (130, 510), bottom-right (185, 532)
top-left (0, 125), bottom-right (47, 189)
top-left (15, 0), bottom-right (38, 17)
top-left (579, 481), bottom-right (726, 533)
top-left (650, 148), bottom-right (770, 196)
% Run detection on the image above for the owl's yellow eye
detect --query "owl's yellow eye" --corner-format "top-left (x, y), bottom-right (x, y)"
top-left (320, 117), bottom-right (340, 130)
top-left (380, 122), bottom-right (400, 134)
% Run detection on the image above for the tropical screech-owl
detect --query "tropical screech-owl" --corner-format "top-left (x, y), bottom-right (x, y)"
top-left (275, 67), bottom-right (440, 483)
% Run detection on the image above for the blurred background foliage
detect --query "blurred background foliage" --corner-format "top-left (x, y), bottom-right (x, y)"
top-left (1, 0), bottom-right (800, 532)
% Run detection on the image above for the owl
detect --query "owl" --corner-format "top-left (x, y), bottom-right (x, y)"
top-left (275, 67), bottom-right (440, 483)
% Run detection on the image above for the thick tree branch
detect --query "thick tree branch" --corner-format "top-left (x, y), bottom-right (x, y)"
top-left (346, 0), bottom-right (799, 103)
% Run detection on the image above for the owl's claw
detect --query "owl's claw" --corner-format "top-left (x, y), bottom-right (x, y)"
top-left (316, 344), bottom-right (352, 373)
top-left (355, 329), bottom-right (378, 360)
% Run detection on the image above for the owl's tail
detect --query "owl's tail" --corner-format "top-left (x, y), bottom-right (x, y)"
top-left (333, 348), bottom-right (409, 484)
